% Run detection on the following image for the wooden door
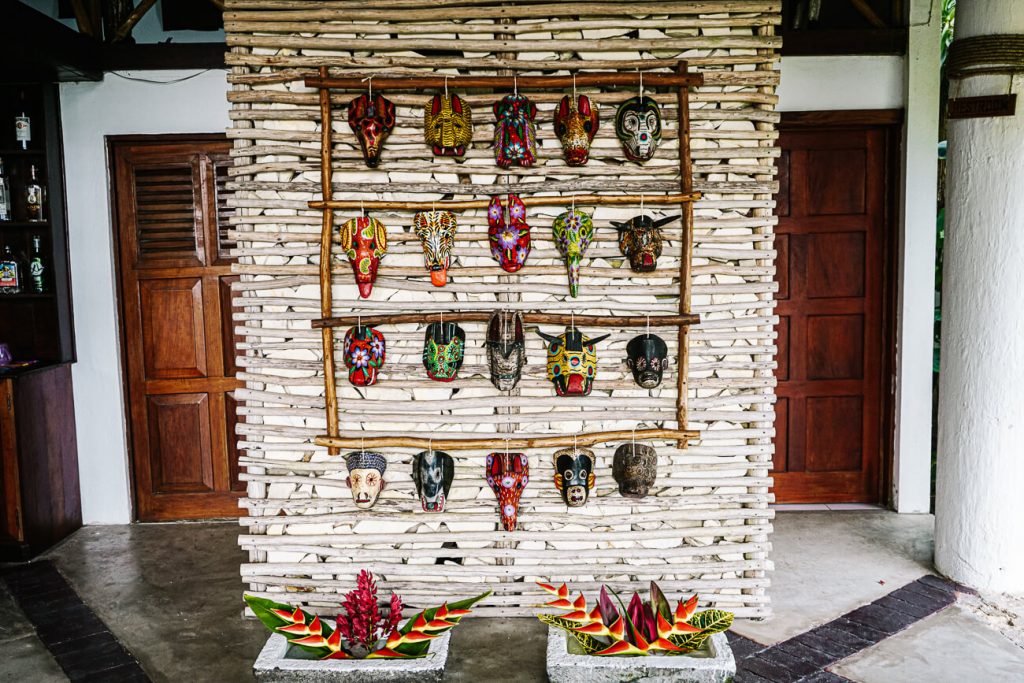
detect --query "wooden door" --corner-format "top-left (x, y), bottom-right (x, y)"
top-left (111, 137), bottom-right (243, 521)
top-left (772, 116), bottom-right (897, 503)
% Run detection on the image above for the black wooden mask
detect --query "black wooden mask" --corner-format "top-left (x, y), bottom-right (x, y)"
top-left (486, 310), bottom-right (526, 391)
top-left (625, 334), bottom-right (669, 389)
top-left (553, 448), bottom-right (595, 507)
top-left (612, 443), bottom-right (657, 499)
top-left (411, 450), bottom-right (455, 513)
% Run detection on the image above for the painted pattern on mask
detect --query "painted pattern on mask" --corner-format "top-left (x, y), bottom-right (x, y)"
top-left (486, 310), bottom-right (527, 391)
top-left (553, 448), bottom-right (596, 507)
top-left (625, 333), bottom-right (669, 389)
top-left (422, 321), bottom-right (466, 382)
top-left (612, 443), bottom-right (658, 499)
top-left (411, 450), bottom-right (455, 513)
top-left (339, 216), bottom-right (388, 299)
top-left (348, 93), bottom-right (396, 168)
top-left (615, 95), bottom-right (662, 163)
top-left (486, 452), bottom-right (529, 531)
top-left (552, 208), bottom-right (595, 297)
top-left (611, 214), bottom-right (678, 273)
top-left (538, 326), bottom-right (610, 397)
top-left (487, 194), bottom-right (531, 273)
top-left (343, 325), bottom-right (386, 386)
top-left (424, 93), bottom-right (473, 158)
top-left (345, 451), bottom-right (387, 509)
top-left (413, 210), bottom-right (458, 287)
top-left (493, 94), bottom-right (538, 168)
top-left (554, 94), bottom-right (599, 166)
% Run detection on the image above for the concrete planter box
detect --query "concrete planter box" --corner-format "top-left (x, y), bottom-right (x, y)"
top-left (253, 629), bottom-right (451, 683)
top-left (546, 628), bottom-right (736, 683)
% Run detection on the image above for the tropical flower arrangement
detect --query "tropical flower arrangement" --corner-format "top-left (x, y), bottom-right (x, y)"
top-left (535, 580), bottom-right (733, 656)
top-left (245, 570), bottom-right (490, 660)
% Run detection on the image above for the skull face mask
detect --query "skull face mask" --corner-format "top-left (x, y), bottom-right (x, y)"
top-left (422, 321), bottom-right (466, 382)
top-left (487, 194), bottom-right (531, 273)
top-left (413, 210), bottom-right (458, 287)
top-left (615, 95), bottom-right (662, 163)
top-left (348, 93), bottom-right (396, 168)
top-left (554, 95), bottom-right (599, 166)
top-left (345, 451), bottom-right (387, 509)
top-left (411, 450), bottom-right (455, 513)
top-left (424, 93), bottom-right (473, 158)
top-left (493, 94), bottom-right (538, 168)
top-left (611, 214), bottom-right (678, 273)
top-left (552, 208), bottom-right (595, 298)
top-left (486, 310), bottom-right (526, 391)
top-left (626, 334), bottom-right (669, 389)
top-left (343, 325), bottom-right (386, 386)
top-left (486, 452), bottom-right (529, 531)
top-left (553, 448), bottom-right (596, 507)
top-left (612, 443), bottom-right (657, 499)
top-left (339, 216), bottom-right (388, 299)
top-left (538, 326), bottom-right (610, 397)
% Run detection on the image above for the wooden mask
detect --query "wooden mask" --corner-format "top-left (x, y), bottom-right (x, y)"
top-left (348, 92), bottom-right (396, 168)
top-left (612, 443), bottom-right (657, 499)
top-left (339, 216), bottom-right (387, 299)
top-left (554, 94), bottom-right (599, 166)
top-left (413, 210), bottom-right (458, 287)
top-left (492, 94), bottom-right (538, 168)
top-left (345, 451), bottom-right (387, 509)
top-left (411, 450), bottom-right (455, 513)
top-left (487, 194), bottom-right (531, 273)
top-left (626, 334), bottom-right (669, 389)
top-left (486, 451), bottom-right (529, 531)
top-left (537, 326), bottom-right (610, 397)
top-left (553, 448), bottom-right (596, 507)
top-left (610, 214), bottom-right (678, 273)
top-left (552, 208), bottom-right (594, 298)
top-left (486, 310), bottom-right (526, 391)
top-left (422, 321), bottom-right (466, 382)
top-left (343, 325), bottom-right (386, 386)
top-left (615, 95), bottom-right (662, 163)
top-left (424, 93), bottom-right (473, 158)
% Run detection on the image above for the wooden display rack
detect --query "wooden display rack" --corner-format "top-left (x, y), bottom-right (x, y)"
top-left (305, 62), bottom-right (704, 453)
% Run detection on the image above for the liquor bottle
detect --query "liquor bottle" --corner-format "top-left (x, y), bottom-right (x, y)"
top-left (0, 244), bottom-right (22, 294)
top-left (25, 165), bottom-right (44, 222)
top-left (14, 92), bottom-right (31, 151)
top-left (29, 235), bottom-right (46, 293)
top-left (0, 159), bottom-right (10, 222)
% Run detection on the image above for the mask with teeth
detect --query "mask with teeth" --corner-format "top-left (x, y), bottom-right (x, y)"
top-left (554, 94), bottom-right (599, 166)
top-left (625, 333), bottom-right (669, 389)
top-left (537, 326), bottom-right (610, 397)
top-left (486, 310), bottom-right (526, 391)
top-left (413, 210), bottom-right (458, 287)
top-left (348, 92), bottom-right (396, 168)
top-left (345, 451), bottom-right (387, 509)
top-left (553, 448), bottom-right (595, 507)
top-left (614, 95), bottom-right (662, 163)
top-left (610, 214), bottom-right (677, 273)
top-left (424, 93), bottom-right (473, 158)
top-left (411, 450), bottom-right (454, 513)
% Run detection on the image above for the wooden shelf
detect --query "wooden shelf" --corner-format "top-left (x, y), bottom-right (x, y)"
top-left (313, 311), bottom-right (700, 330)
top-left (0, 292), bottom-right (54, 300)
top-left (0, 221), bottom-right (50, 229)
top-left (315, 428), bottom-right (699, 451)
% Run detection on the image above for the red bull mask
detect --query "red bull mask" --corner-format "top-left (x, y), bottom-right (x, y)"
top-left (611, 214), bottom-right (677, 273)
top-left (339, 216), bottom-right (387, 299)
top-left (537, 326), bottom-right (610, 397)
top-left (554, 94), bottom-right (599, 166)
top-left (348, 92), bottom-right (396, 168)
top-left (343, 325), bottom-right (386, 386)
top-left (413, 209), bottom-right (458, 287)
top-left (487, 194), bottom-right (531, 273)
top-left (486, 451), bottom-right (529, 531)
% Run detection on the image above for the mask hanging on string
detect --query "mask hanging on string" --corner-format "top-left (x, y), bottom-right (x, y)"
top-left (413, 209), bottom-right (458, 287)
top-left (493, 93), bottom-right (538, 168)
top-left (487, 194), bottom-right (531, 273)
top-left (552, 447), bottom-right (595, 507)
top-left (343, 325), bottom-right (386, 386)
top-left (424, 93), bottom-right (473, 158)
top-left (552, 208), bottom-right (594, 298)
top-left (486, 310), bottom-right (526, 391)
top-left (348, 92), bottom-right (396, 168)
top-left (422, 321), bottom-right (466, 382)
top-left (339, 216), bottom-right (388, 299)
top-left (612, 443), bottom-right (658, 499)
top-left (555, 94), bottom-right (599, 166)
top-left (345, 451), bottom-right (387, 509)
top-left (626, 333), bottom-right (669, 389)
top-left (537, 326), bottom-right (610, 397)
top-left (486, 451), bottom-right (529, 531)
top-left (411, 450), bottom-right (455, 513)
top-left (611, 214), bottom-right (677, 273)
top-left (615, 95), bottom-right (662, 163)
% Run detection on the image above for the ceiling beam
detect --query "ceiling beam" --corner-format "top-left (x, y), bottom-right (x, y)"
top-left (111, 0), bottom-right (159, 43)
top-left (0, 2), bottom-right (102, 81)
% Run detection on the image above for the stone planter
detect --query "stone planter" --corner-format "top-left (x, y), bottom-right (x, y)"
top-left (545, 628), bottom-right (736, 683)
top-left (253, 629), bottom-right (451, 683)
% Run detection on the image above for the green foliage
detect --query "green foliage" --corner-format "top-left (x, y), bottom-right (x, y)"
top-left (941, 0), bottom-right (956, 64)
top-left (243, 595), bottom-right (335, 658)
top-left (392, 590), bottom-right (491, 658)
top-left (668, 610), bottom-right (735, 652)
top-left (538, 613), bottom-right (605, 654)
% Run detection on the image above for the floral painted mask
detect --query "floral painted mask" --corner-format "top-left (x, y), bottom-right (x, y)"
top-left (486, 452), bottom-right (529, 532)
top-left (612, 443), bottom-right (657, 498)
top-left (422, 321), bottom-right (466, 382)
top-left (537, 326), bottom-right (610, 397)
top-left (345, 451), bottom-right (387, 509)
top-left (487, 194), bottom-right (531, 273)
top-left (486, 310), bottom-right (526, 391)
top-left (615, 95), bottom-right (662, 163)
top-left (554, 95), bottom-right (599, 166)
top-left (348, 92), bottom-right (396, 168)
top-left (339, 216), bottom-right (387, 299)
top-left (424, 93), bottom-right (473, 158)
top-left (343, 325), bottom-right (386, 386)
top-left (611, 214), bottom-right (677, 273)
top-left (552, 208), bottom-right (595, 297)
top-left (411, 450), bottom-right (455, 513)
top-left (553, 448), bottom-right (595, 507)
top-left (626, 333), bottom-right (669, 389)
top-left (493, 94), bottom-right (538, 168)
top-left (413, 210), bottom-right (458, 287)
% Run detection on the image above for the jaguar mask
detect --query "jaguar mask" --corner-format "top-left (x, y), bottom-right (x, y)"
top-left (552, 208), bottom-right (595, 298)
top-left (486, 310), bottom-right (526, 391)
top-left (345, 451), bottom-right (387, 509)
top-left (413, 210), bottom-right (458, 287)
top-left (422, 321), bottom-right (466, 382)
top-left (615, 95), bottom-right (662, 163)
top-left (339, 216), bottom-right (388, 299)
top-left (487, 194), bottom-right (531, 273)
top-left (424, 93), bottom-right (473, 158)
top-left (411, 450), bottom-right (455, 513)
top-left (611, 214), bottom-right (677, 272)
top-left (612, 443), bottom-right (657, 499)
top-left (343, 325), bottom-right (386, 386)
top-left (348, 93), bottom-right (396, 168)
top-left (554, 94), bottom-right (599, 166)
top-left (538, 326), bottom-right (610, 397)
top-left (553, 448), bottom-right (595, 507)
top-left (486, 452), bottom-right (529, 532)
top-left (493, 94), bottom-right (538, 168)
top-left (626, 333), bottom-right (669, 389)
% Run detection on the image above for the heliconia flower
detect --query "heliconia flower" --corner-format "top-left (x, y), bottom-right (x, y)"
top-left (593, 640), bottom-right (648, 656)
top-left (290, 633), bottom-right (330, 647)
top-left (574, 621), bottom-right (611, 636)
top-left (271, 606), bottom-right (306, 624)
top-left (675, 595), bottom-right (698, 623)
top-left (648, 637), bottom-right (685, 653)
top-left (435, 603), bottom-right (471, 620)
top-left (366, 648), bottom-right (411, 659)
top-left (278, 614), bottom-right (321, 636)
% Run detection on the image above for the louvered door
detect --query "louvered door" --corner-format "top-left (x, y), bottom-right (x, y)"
top-left (112, 137), bottom-right (243, 520)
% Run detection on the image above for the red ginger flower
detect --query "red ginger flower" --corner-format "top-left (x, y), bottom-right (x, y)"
top-left (336, 570), bottom-right (404, 655)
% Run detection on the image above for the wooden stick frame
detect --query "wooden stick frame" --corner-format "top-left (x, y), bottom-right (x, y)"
top-left (308, 62), bottom-right (700, 451)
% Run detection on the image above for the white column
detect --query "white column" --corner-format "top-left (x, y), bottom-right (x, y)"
top-left (935, 0), bottom-right (1024, 595)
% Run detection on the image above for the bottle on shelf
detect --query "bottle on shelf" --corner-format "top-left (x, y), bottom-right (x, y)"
top-left (25, 165), bottom-right (45, 222)
top-left (0, 243), bottom-right (22, 294)
top-left (0, 159), bottom-right (10, 222)
top-left (29, 235), bottom-right (47, 293)
top-left (15, 91), bottom-right (31, 151)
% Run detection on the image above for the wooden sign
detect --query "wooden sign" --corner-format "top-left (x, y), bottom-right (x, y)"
top-left (948, 94), bottom-right (1017, 119)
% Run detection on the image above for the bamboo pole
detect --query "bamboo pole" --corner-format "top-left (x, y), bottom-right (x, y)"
top-left (308, 192), bottom-right (700, 212)
top-left (311, 311), bottom-right (699, 329)
top-left (314, 428), bottom-right (697, 451)
top-left (676, 61), bottom-right (695, 448)
top-left (304, 70), bottom-right (703, 91)
top-left (317, 66), bottom-right (340, 456)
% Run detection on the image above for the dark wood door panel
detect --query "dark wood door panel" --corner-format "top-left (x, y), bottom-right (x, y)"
top-left (146, 393), bottom-right (215, 494)
top-left (138, 278), bottom-right (208, 380)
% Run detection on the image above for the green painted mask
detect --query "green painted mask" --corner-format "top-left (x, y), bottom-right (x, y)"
top-left (422, 321), bottom-right (466, 382)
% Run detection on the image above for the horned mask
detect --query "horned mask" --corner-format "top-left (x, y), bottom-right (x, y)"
top-left (348, 93), bottom-right (396, 168)
top-left (611, 214), bottom-right (678, 273)
top-left (424, 93), bottom-right (473, 158)
top-left (538, 326), bottom-right (610, 397)
top-left (411, 450), bottom-right (455, 513)
top-left (345, 451), bottom-right (387, 509)
top-left (612, 443), bottom-right (657, 499)
top-left (413, 210), bottom-right (458, 287)
top-left (422, 321), bottom-right (466, 382)
top-left (493, 94), bottom-right (538, 168)
top-left (486, 452), bottom-right (529, 532)
top-left (554, 95), bottom-right (599, 166)
top-left (343, 325), bottom-right (386, 386)
top-left (552, 208), bottom-right (595, 298)
top-left (339, 216), bottom-right (388, 299)
top-left (486, 310), bottom-right (526, 391)
top-left (553, 448), bottom-right (596, 507)
top-left (487, 194), bottom-right (531, 273)
top-left (615, 95), bottom-right (662, 163)
top-left (626, 334), bottom-right (669, 389)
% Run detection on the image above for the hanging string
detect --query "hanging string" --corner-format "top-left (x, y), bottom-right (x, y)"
top-left (646, 313), bottom-right (650, 339)
top-left (440, 310), bottom-right (444, 326)
top-left (638, 70), bottom-right (644, 100)
top-left (631, 423), bottom-right (638, 451)
top-left (571, 310), bottom-right (575, 335)
top-left (360, 199), bottom-right (364, 219)
top-left (504, 437), bottom-right (510, 457)
top-left (572, 73), bottom-right (577, 100)
top-left (513, 74), bottom-right (518, 97)
top-left (640, 194), bottom-right (645, 220)
top-left (573, 432), bottom-right (578, 456)
top-left (357, 313), bottom-right (361, 331)
top-left (444, 75), bottom-right (449, 99)
top-left (571, 194), bottom-right (576, 214)
top-left (362, 75), bottom-right (373, 98)
top-left (361, 432), bottom-right (366, 453)
top-left (428, 436), bottom-right (432, 455)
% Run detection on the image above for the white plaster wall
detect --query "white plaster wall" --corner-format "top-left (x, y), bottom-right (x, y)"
top-left (777, 56), bottom-right (905, 111)
top-left (59, 69), bottom-right (229, 523)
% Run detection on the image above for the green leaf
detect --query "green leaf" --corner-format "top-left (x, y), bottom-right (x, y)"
top-left (649, 581), bottom-right (672, 621)
top-left (243, 594), bottom-right (335, 658)
top-left (537, 613), bottom-right (604, 655)
top-left (688, 609), bottom-right (734, 635)
top-left (392, 590), bottom-right (492, 657)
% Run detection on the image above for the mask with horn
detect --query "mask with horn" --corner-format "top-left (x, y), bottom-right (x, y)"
top-left (626, 333), bottom-right (669, 389)
top-left (348, 92), bottom-right (396, 168)
top-left (339, 216), bottom-right (388, 299)
top-left (424, 93), bottom-right (473, 158)
top-left (413, 209), bottom-right (458, 287)
top-left (554, 94), bottom-right (599, 166)
top-left (422, 321), bottom-right (466, 382)
top-left (486, 310), bottom-right (527, 391)
top-left (486, 451), bottom-right (529, 531)
top-left (553, 447), bottom-right (595, 507)
top-left (537, 326), bottom-right (610, 397)
top-left (611, 214), bottom-right (678, 273)
top-left (552, 208), bottom-right (594, 298)
top-left (614, 95), bottom-right (662, 163)
top-left (411, 450), bottom-right (455, 513)
top-left (493, 93), bottom-right (538, 169)
top-left (487, 194), bottom-right (531, 273)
